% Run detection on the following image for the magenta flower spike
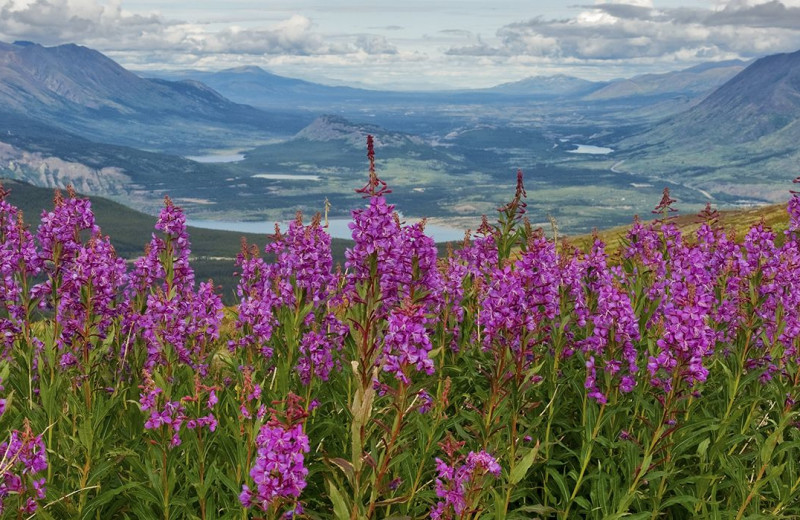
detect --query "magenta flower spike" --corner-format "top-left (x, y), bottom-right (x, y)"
top-left (240, 422), bottom-right (310, 512)
top-left (379, 301), bottom-right (435, 384)
top-left (430, 449), bottom-right (501, 519)
top-left (0, 420), bottom-right (48, 516)
top-left (126, 197), bottom-right (222, 370)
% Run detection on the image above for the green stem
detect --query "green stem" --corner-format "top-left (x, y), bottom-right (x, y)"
top-left (735, 462), bottom-right (768, 520)
top-left (366, 382), bottom-right (408, 518)
top-left (198, 431), bottom-right (206, 520)
top-left (615, 383), bottom-right (676, 517)
top-left (561, 402), bottom-right (606, 519)
top-left (406, 346), bottom-right (449, 511)
top-left (162, 435), bottom-right (170, 520)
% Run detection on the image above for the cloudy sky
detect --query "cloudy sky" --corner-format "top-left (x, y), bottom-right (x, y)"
top-left (2, 0), bottom-right (800, 89)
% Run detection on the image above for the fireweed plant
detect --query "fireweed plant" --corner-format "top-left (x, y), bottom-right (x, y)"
top-left (2, 141), bottom-right (800, 519)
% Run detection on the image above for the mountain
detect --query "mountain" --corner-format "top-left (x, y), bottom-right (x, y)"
top-left (615, 50), bottom-right (800, 203)
top-left (584, 60), bottom-right (747, 101)
top-left (486, 74), bottom-right (604, 97)
top-left (293, 114), bottom-right (427, 149)
top-left (651, 53), bottom-right (800, 144)
top-left (150, 66), bottom-right (375, 110)
top-left (0, 41), bottom-right (310, 153)
top-left (0, 110), bottom-right (234, 210)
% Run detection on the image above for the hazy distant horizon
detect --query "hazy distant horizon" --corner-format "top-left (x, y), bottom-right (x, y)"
top-left (2, 1), bottom-right (800, 89)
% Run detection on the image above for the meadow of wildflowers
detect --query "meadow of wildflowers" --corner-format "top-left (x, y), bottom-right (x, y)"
top-left (2, 137), bottom-right (800, 519)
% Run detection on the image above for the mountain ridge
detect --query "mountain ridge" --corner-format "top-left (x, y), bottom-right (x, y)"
top-left (584, 60), bottom-right (746, 101)
top-left (615, 50), bottom-right (800, 203)
top-left (0, 40), bottom-right (310, 153)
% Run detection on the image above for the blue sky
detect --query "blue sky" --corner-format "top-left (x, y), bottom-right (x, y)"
top-left (2, 0), bottom-right (800, 89)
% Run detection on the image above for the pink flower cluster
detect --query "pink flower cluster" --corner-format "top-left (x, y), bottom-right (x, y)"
top-left (431, 449), bottom-right (501, 519)
top-left (0, 421), bottom-right (47, 515)
top-left (240, 422), bottom-right (310, 512)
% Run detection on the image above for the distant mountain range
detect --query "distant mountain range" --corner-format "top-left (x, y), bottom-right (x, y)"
top-left (617, 50), bottom-right (800, 203)
top-left (485, 74), bottom-right (602, 97)
top-left (152, 60), bottom-right (746, 110)
top-left (149, 65), bottom-right (374, 110)
top-left (0, 41), bottom-right (310, 153)
top-left (2, 38), bottom-right (798, 227)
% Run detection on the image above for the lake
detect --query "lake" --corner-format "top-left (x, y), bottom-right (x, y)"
top-left (567, 144), bottom-right (614, 155)
top-left (185, 153), bottom-right (245, 163)
top-left (252, 174), bottom-right (321, 181)
top-left (187, 218), bottom-right (468, 243)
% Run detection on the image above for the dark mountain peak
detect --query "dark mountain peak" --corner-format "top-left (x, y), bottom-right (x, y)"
top-left (12, 40), bottom-right (37, 47)
top-left (316, 114), bottom-right (352, 126)
top-left (295, 114), bottom-right (422, 148)
top-left (0, 39), bottom-right (243, 112)
top-left (225, 65), bottom-right (269, 74)
top-left (296, 114), bottom-right (376, 142)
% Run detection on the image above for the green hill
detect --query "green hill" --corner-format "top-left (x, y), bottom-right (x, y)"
top-left (569, 202), bottom-right (791, 256)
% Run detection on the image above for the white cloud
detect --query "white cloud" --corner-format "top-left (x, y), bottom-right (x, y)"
top-left (447, 0), bottom-right (800, 62)
top-left (354, 34), bottom-right (398, 55)
top-left (4, 0), bottom-right (800, 89)
top-left (0, 0), bottom-right (396, 56)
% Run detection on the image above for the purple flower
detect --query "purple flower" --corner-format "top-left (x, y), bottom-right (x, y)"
top-left (229, 247), bottom-right (278, 359)
top-left (787, 192), bottom-right (800, 239)
top-left (36, 189), bottom-right (99, 269)
top-left (232, 214), bottom-right (339, 362)
top-left (0, 194), bottom-right (41, 357)
top-left (430, 449), bottom-right (501, 519)
top-left (456, 218), bottom-right (498, 279)
top-left (126, 199), bottom-right (223, 370)
top-left (207, 390), bottom-right (218, 409)
top-left (516, 232), bottom-right (560, 323)
top-left (54, 236), bottom-right (128, 370)
top-left (580, 239), bottom-right (641, 400)
top-left (240, 423), bottom-right (310, 512)
top-left (296, 329), bottom-right (336, 385)
top-left (479, 264), bottom-right (525, 353)
top-left (0, 421), bottom-right (48, 515)
top-left (266, 213), bottom-right (336, 307)
top-left (379, 302), bottom-right (435, 384)
top-left (648, 244), bottom-right (716, 391)
top-left (237, 367), bottom-right (264, 420)
top-left (417, 389), bottom-right (434, 414)
top-left (345, 196), bottom-right (443, 311)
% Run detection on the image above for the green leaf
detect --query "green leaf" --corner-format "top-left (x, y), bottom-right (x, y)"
top-left (510, 440), bottom-right (540, 485)
top-left (82, 482), bottom-right (140, 518)
top-left (327, 480), bottom-right (351, 520)
top-left (546, 467), bottom-right (570, 503)
top-left (374, 496), bottom-right (409, 507)
top-left (77, 415), bottom-right (93, 452)
top-left (573, 496), bottom-right (591, 512)
top-left (662, 495), bottom-right (698, 510)
top-left (697, 438), bottom-right (711, 459)
top-left (516, 504), bottom-right (557, 515)
top-left (328, 457), bottom-right (356, 486)
top-left (428, 346), bottom-right (442, 359)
